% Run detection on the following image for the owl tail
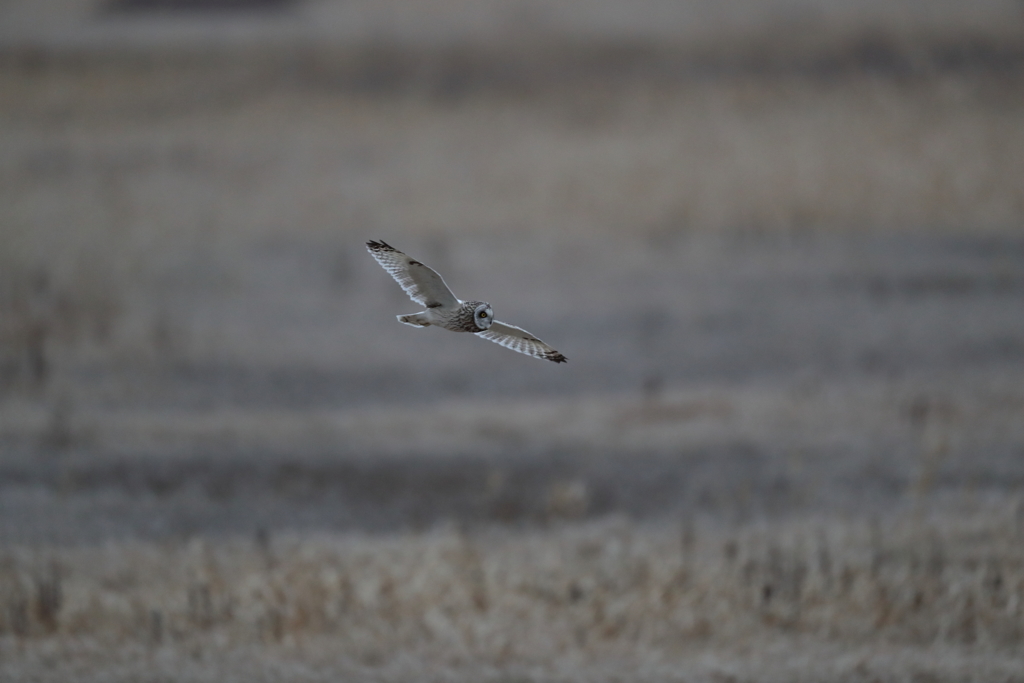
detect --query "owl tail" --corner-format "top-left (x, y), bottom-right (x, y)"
top-left (397, 313), bottom-right (431, 327)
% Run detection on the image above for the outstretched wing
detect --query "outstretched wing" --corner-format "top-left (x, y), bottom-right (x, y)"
top-left (366, 240), bottom-right (459, 309)
top-left (476, 321), bottom-right (567, 363)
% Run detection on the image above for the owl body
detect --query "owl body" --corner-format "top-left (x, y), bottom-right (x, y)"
top-left (399, 300), bottom-right (493, 333)
top-left (366, 240), bottom-right (566, 363)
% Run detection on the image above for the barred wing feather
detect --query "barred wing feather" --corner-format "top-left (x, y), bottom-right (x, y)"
top-left (476, 321), bottom-right (567, 363)
top-left (366, 240), bottom-right (459, 309)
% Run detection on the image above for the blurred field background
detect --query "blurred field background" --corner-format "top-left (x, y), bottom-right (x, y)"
top-left (2, 0), bottom-right (1024, 680)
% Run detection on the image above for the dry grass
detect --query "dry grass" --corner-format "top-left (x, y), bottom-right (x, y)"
top-left (2, 68), bottom-right (1024, 385)
top-left (4, 72), bottom-right (1024, 242)
top-left (1, 511), bottom-right (1023, 681)
top-left (3, 12), bottom-right (1024, 679)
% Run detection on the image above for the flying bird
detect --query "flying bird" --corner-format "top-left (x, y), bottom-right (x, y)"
top-left (366, 240), bottom-right (567, 363)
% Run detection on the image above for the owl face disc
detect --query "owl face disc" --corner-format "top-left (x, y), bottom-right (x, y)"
top-left (472, 302), bottom-right (494, 331)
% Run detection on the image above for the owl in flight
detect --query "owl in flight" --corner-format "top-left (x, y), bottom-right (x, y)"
top-left (366, 240), bottom-right (567, 363)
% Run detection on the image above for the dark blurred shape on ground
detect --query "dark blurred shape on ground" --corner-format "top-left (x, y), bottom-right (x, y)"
top-left (105, 0), bottom-right (294, 14)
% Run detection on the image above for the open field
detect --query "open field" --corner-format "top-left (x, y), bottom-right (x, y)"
top-left (2, 1), bottom-right (1024, 679)
top-left (3, 511), bottom-right (1024, 682)
top-left (2, 363), bottom-right (1023, 679)
top-left (3, 75), bottom-right (1023, 399)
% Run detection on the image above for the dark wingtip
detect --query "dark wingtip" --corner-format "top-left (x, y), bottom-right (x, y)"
top-left (547, 353), bottom-right (568, 364)
top-left (366, 239), bottom-right (396, 251)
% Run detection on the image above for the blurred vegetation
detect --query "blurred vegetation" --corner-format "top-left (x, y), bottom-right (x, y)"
top-left (1, 3), bottom-right (1024, 678)
top-left (1, 513), bottom-right (1023, 680)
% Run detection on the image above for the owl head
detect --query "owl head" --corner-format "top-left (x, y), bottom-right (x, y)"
top-left (472, 302), bottom-right (494, 330)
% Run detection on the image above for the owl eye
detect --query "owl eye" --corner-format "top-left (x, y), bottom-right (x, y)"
top-left (478, 310), bottom-right (488, 318)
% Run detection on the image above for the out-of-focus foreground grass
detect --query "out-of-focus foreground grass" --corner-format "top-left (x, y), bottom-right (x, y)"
top-left (2, 512), bottom-right (1024, 681)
